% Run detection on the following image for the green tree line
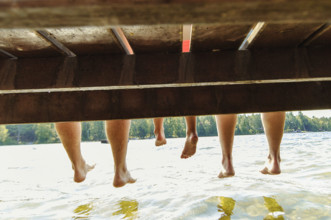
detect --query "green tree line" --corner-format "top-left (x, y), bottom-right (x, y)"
top-left (1, 112), bottom-right (331, 145)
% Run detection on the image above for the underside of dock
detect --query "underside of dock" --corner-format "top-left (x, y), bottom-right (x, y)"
top-left (1, 0), bottom-right (331, 124)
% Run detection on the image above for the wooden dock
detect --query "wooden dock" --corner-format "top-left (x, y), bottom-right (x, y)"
top-left (1, 0), bottom-right (331, 124)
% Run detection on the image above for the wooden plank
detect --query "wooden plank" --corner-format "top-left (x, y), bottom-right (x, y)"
top-left (1, 81), bottom-right (331, 124)
top-left (250, 23), bottom-right (324, 48)
top-left (121, 25), bottom-right (182, 54)
top-left (191, 24), bottom-right (252, 52)
top-left (0, 29), bottom-right (60, 57)
top-left (37, 30), bottom-right (76, 57)
top-left (45, 27), bottom-right (124, 55)
top-left (308, 25), bottom-right (331, 47)
top-left (299, 24), bottom-right (331, 47)
top-left (1, 48), bottom-right (331, 92)
top-left (0, 59), bottom-right (16, 90)
top-left (2, 1), bottom-right (331, 28)
top-left (0, 49), bottom-right (17, 59)
top-left (307, 47), bottom-right (331, 78)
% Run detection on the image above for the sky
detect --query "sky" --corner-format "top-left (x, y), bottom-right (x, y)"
top-left (245, 110), bottom-right (331, 118)
top-left (292, 110), bottom-right (331, 118)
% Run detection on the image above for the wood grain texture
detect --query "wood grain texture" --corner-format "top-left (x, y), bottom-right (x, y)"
top-left (1, 1), bottom-right (331, 28)
top-left (44, 27), bottom-right (124, 55)
top-left (0, 29), bottom-right (60, 57)
top-left (121, 25), bottom-right (182, 54)
top-left (1, 48), bottom-right (331, 92)
top-left (191, 24), bottom-right (252, 52)
top-left (308, 25), bottom-right (331, 47)
top-left (1, 81), bottom-right (331, 124)
top-left (249, 23), bottom-right (324, 49)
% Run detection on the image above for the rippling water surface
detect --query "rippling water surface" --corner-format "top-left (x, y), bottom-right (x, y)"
top-left (0, 132), bottom-right (330, 219)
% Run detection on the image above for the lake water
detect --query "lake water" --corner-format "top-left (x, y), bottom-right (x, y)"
top-left (0, 132), bottom-right (330, 219)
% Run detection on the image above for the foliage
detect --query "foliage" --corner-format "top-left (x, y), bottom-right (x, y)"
top-left (130, 119), bottom-right (154, 139)
top-left (235, 114), bottom-right (263, 135)
top-left (0, 112), bottom-right (330, 145)
top-left (33, 123), bottom-right (58, 144)
top-left (81, 121), bottom-right (106, 141)
top-left (0, 125), bottom-right (9, 143)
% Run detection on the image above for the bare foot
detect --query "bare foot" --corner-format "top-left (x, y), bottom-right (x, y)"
top-left (260, 155), bottom-right (281, 175)
top-left (155, 133), bottom-right (167, 147)
top-left (73, 162), bottom-right (95, 183)
top-left (218, 157), bottom-right (235, 178)
top-left (113, 169), bottom-right (136, 188)
top-left (181, 133), bottom-right (198, 159)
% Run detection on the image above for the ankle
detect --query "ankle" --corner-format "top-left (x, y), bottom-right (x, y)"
top-left (187, 130), bottom-right (197, 136)
top-left (73, 159), bottom-right (86, 170)
top-left (154, 129), bottom-right (164, 136)
top-left (187, 132), bottom-right (198, 142)
top-left (222, 155), bottom-right (232, 164)
top-left (268, 154), bottom-right (280, 162)
top-left (115, 165), bottom-right (128, 174)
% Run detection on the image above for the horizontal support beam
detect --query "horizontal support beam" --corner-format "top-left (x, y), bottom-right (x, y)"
top-left (1, 0), bottom-right (331, 28)
top-left (1, 48), bottom-right (331, 93)
top-left (1, 81), bottom-right (331, 124)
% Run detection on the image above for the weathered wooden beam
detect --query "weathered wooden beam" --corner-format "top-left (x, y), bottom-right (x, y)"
top-left (0, 49), bottom-right (17, 59)
top-left (1, 48), bottom-right (331, 92)
top-left (250, 23), bottom-right (324, 49)
top-left (1, 0), bottom-right (331, 28)
top-left (191, 24), bottom-right (252, 52)
top-left (36, 30), bottom-right (76, 57)
top-left (303, 24), bottom-right (331, 47)
top-left (0, 29), bottom-right (60, 58)
top-left (122, 25), bottom-right (182, 54)
top-left (0, 81), bottom-right (331, 124)
top-left (45, 26), bottom-right (124, 56)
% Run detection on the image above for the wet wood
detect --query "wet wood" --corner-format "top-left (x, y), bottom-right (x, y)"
top-left (249, 23), bottom-right (324, 49)
top-left (1, 1), bottom-right (331, 28)
top-left (191, 24), bottom-right (252, 52)
top-left (1, 81), bottom-right (331, 124)
top-left (1, 48), bottom-right (331, 91)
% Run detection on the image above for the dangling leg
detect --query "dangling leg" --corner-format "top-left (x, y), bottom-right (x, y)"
top-left (55, 122), bottom-right (95, 183)
top-left (153, 118), bottom-right (167, 146)
top-left (215, 114), bottom-right (237, 178)
top-left (105, 120), bottom-right (136, 187)
top-left (181, 116), bottom-right (198, 159)
top-left (260, 112), bottom-right (285, 175)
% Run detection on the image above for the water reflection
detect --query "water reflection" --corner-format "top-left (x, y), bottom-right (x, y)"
top-left (112, 199), bottom-right (139, 219)
top-left (263, 197), bottom-right (285, 220)
top-left (217, 196), bottom-right (236, 220)
top-left (72, 202), bottom-right (94, 219)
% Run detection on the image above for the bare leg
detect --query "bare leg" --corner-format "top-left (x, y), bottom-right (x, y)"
top-left (55, 122), bottom-right (94, 183)
top-left (181, 116), bottom-right (199, 159)
top-left (215, 114), bottom-right (237, 178)
top-left (105, 120), bottom-right (136, 187)
top-left (260, 112), bottom-right (285, 175)
top-left (153, 118), bottom-right (167, 146)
